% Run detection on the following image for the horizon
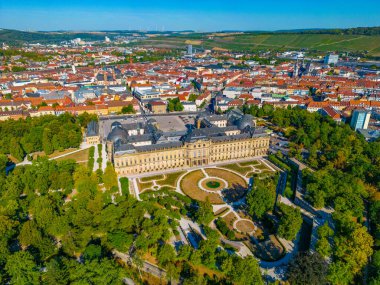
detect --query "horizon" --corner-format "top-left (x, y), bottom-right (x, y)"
top-left (0, 0), bottom-right (379, 31)
top-left (2, 26), bottom-right (380, 33)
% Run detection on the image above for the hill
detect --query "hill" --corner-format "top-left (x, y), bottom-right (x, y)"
top-left (140, 33), bottom-right (380, 56)
top-left (1, 27), bottom-right (380, 56)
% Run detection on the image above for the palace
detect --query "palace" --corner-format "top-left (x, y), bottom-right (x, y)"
top-left (106, 110), bottom-right (270, 175)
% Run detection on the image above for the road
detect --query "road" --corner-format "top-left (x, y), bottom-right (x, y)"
top-left (99, 110), bottom-right (208, 121)
top-left (113, 250), bottom-right (166, 279)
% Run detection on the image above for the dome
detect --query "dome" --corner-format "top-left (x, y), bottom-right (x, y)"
top-left (107, 126), bottom-right (128, 144)
top-left (237, 114), bottom-right (254, 131)
top-left (111, 121), bottom-right (122, 130)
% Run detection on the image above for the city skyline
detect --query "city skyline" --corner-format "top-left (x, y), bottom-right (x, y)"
top-left (1, 0), bottom-right (380, 31)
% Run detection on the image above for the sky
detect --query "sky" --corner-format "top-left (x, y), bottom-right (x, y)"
top-left (0, 0), bottom-right (379, 32)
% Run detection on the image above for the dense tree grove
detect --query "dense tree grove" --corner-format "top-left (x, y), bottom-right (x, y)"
top-left (0, 113), bottom-right (97, 162)
top-left (246, 175), bottom-right (277, 218)
top-left (276, 203), bottom-right (303, 241)
top-left (0, 153), bottom-right (263, 284)
top-left (251, 106), bottom-right (379, 284)
top-left (287, 252), bottom-right (328, 285)
top-left (0, 157), bottom-right (174, 283)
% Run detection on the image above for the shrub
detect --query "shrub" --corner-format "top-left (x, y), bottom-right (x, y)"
top-left (119, 177), bottom-right (129, 196)
top-left (215, 217), bottom-right (235, 239)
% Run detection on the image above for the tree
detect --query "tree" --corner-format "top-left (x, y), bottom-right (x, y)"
top-left (157, 244), bottom-right (176, 267)
top-left (277, 203), bottom-right (303, 241)
top-left (166, 262), bottom-right (180, 282)
top-left (0, 154), bottom-right (8, 175)
top-left (194, 198), bottom-right (214, 225)
top-left (83, 244), bottom-right (102, 261)
top-left (121, 104), bottom-right (135, 114)
top-left (18, 220), bottom-right (42, 248)
top-left (42, 128), bottom-right (54, 155)
top-left (335, 225), bottom-right (373, 275)
top-left (188, 94), bottom-right (198, 102)
top-left (42, 258), bottom-right (69, 285)
top-left (316, 237), bottom-right (332, 258)
top-left (65, 258), bottom-right (122, 284)
top-left (246, 177), bottom-right (276, 218)
top-left (327, 261), bottom-right (354, 285)
top-left (167, 98), bottom-right (184, 112)
top-left (103, 162), bottom-right (118, 191)
top-left (107, 231), bottom-right (134, 252)
top-left (10, 138), bottom-right (24, 161)
top-left (5, 251), bottom-right (40, 285)
top-left (228, 256), bottom-right (263, 285)
top-left (287, 252), bottom-right (328, 285)
top-left (316, 222), bottom-right (333, 257)
top-left (178, 244), bottom-right (192, 261)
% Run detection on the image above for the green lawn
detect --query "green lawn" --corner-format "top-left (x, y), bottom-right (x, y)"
top-left (239, 160), bottom-right (260, 167)
top-left (156, 171), bottom-right (186, 188)
top-left (137, 181), bottom-right (154, 193)
top-left (55, 148), bottom-right (89, 163)
top-left (140, 175), bottom-right (165, 183)
top-left (220, 164), bottom-right (252, 176)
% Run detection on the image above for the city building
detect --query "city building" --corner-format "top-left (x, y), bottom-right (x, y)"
top-left (147, 101), bottom-right (167, 114)
top-left (324, 54), bottom-right (339, 65)
top-left (187, 45), bottom-right (193, 56)
top-left (350, 109), bottom-right (371, 130)
top-left (106, 110), bottom-right (270, 175)
top-left (86, 121), bottom-right (100, 145)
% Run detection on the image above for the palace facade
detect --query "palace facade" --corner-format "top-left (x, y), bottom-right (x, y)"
top-left (106, 110), bottom-right (270, 175)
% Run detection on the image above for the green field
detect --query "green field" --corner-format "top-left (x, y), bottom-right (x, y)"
top-left (140, 33), bottom-right (380, 55)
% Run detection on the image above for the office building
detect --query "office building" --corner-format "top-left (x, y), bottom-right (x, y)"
top-left (187, 45), bottom-right (193, 56)
top-left (350, 109), bottom-right (371, 130)
top-left (324, 54), bottom-right (339, 65)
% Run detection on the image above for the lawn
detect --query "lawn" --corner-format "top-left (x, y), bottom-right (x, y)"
top-left (248, 172), bottom-right (275, 179)
top-left (140, 175), bottom-right (165, 183)
top-left (239, 160), bottom-right (260, 167)
top-left (214, 207), bottom-right (230, 217)
top-left (156, 171), bottom-right (186, 188)
top-left (253, 162), bottom-right (272, 171)
top-left (235, 220), bottom-right (255, 233)
top-left (180, 170), bottom-right (223, 204)
top-left (222, 212), bottom-right (238, 231)
top-left (220, 163), bottom-right (252, 176)
top-left (137, 181), bottom-right (154, 193)
top-left (49, 148), bottom-right (79, 158)
top-left (255, 235), bottom-right (285, 262)
top-left (55, 148), bottom-right (90, 163)
top-left (205, 168), bottom-right (247, 188)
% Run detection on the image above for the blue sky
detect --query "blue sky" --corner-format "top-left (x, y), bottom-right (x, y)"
top-left (0, 0), bottom-right (379, 31)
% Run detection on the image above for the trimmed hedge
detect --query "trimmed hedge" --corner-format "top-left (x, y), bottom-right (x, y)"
top-left (119, 177), bottom-right (129, 196)
top-left (215, 217), bottom-right (235, 240)
top-left (87, 146), bottom-right (95, 171)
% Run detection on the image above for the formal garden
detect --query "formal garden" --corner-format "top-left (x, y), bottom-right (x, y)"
top-left (132, 159), bottom-right (284, 260)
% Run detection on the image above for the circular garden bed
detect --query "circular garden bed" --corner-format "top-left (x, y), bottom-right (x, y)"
top-left (207, 181), bottom-right (220, 188)
top-left (180, 170), bottom-right (223, 204)
top-left (200, 178), bottom-right (227, 192)
top-left (235, 220), bottom-right (255, 233)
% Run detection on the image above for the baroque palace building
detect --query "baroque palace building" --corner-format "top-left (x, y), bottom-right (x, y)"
top-left (106, 110), bottom-right (270, 175)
